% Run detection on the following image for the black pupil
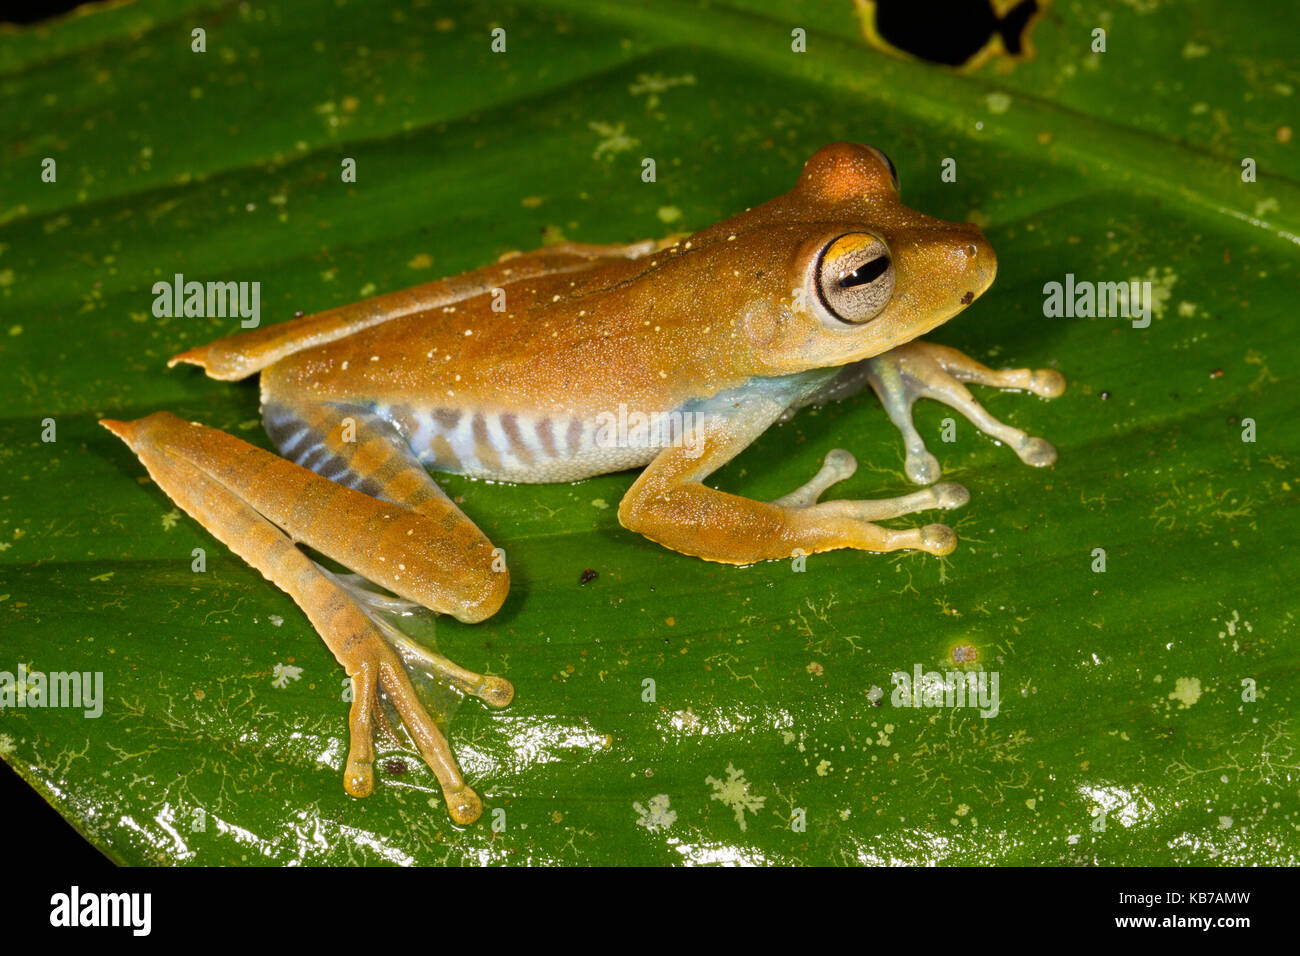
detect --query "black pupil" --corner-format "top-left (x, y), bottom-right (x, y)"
top-left (840, 255), bottom-right (889, 288)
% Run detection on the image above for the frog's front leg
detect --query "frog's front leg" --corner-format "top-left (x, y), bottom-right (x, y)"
top-left (618, 412), bottom-right (969, 563)
top-left (100, 410), bottom-right (511, 825)
top-left (863, 340), bottom-right (1065, 484)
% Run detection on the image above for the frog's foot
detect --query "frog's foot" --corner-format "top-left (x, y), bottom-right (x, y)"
top-left (770, 448), bottom-right (968, 556)
top-left (621, 421), bottom-right (971, 564)
top-left (865, 340), bottom-right (1065, 484)
top-left (771, 447), bottom-right (860, 508)
top-left (342, 616), bottom-right (513, 825)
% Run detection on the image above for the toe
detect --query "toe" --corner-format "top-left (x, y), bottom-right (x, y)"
top-left (920, 523), bottom-right (958, 555)
top-left (480, 676), bottom-right (515, 709)
top-left (905, 450), bottom-right (942, 485)
top-left (1031, 369), bottom-right (1066, 398)
top-left (933, 482), bottom-right (970, 510)
top-left (1016, 436), bottom-right (1058, 467)
top-left (446, 785), bottom-right (483, 826)
top-left (344, 759), bottom-right (374, 798)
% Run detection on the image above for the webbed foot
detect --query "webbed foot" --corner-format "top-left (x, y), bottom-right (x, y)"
top-left (343, 613), bottom-right (513, 825)
top-left (771, 448), bottom-right (968, 557)
top-left (865, 340), bottom-right (1064, 484)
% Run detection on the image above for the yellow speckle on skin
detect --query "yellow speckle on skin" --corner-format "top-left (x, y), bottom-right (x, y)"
top-left (656, 206), bottom-right (681, 224)
top-left (815, 759), bottom-right (831, 776)
top-left (521, 196), bottom-right (544, 208)
top-left (591, 498), bottom-right (608, 510)
top-left (407, 253), bottom-right (434, 270)
top-left (1170, 676), bottom-right (1203, 709)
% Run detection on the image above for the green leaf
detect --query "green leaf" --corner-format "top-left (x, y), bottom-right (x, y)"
top-left (1, 0), bottom-right (1296, 865)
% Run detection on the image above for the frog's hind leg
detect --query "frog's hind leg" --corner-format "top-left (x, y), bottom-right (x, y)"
top-left (865, 340), bottom-right (1065, 484)
top-left (100, 411), bottom-right (510, 824)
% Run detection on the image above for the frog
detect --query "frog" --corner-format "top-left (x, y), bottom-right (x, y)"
top-left (101, 142), bottom-right (1064, 826)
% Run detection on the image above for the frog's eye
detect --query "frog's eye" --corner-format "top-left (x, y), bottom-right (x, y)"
top-left (815, 233), bottom-right (896, 324)
top-left (866, 146), bottom-right (900, 193)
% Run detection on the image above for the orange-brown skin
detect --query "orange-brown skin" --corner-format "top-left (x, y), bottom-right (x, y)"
top-left (177, 143), bottom-right (993, 419)
top-left (104, 144), bottom-right (1063, 824)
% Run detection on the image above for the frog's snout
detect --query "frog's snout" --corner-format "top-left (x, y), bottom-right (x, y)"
top-left (956, 227), bottom-right (997, 304)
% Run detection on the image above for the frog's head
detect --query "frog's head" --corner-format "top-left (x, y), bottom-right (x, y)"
top-left (738, 142), bottom-right (997, 374)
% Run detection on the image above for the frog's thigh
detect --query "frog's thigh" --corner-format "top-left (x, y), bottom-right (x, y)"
top-left (258, 397), bottom-right (508, 621)
top-left (264, 398), bottom-right (462, 522)
top-left (100, 412), bottom-right (509, 823)
top-left (618, 430), bottom-right (962, 564)
top-left (867, 340), bottom-right (1064, 483)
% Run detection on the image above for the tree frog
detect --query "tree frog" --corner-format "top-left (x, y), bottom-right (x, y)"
top-left (102, 143), bottom-right (1064, 825)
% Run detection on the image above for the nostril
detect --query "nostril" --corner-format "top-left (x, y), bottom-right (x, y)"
top-left (962, 242), bottom-right (979, 259)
